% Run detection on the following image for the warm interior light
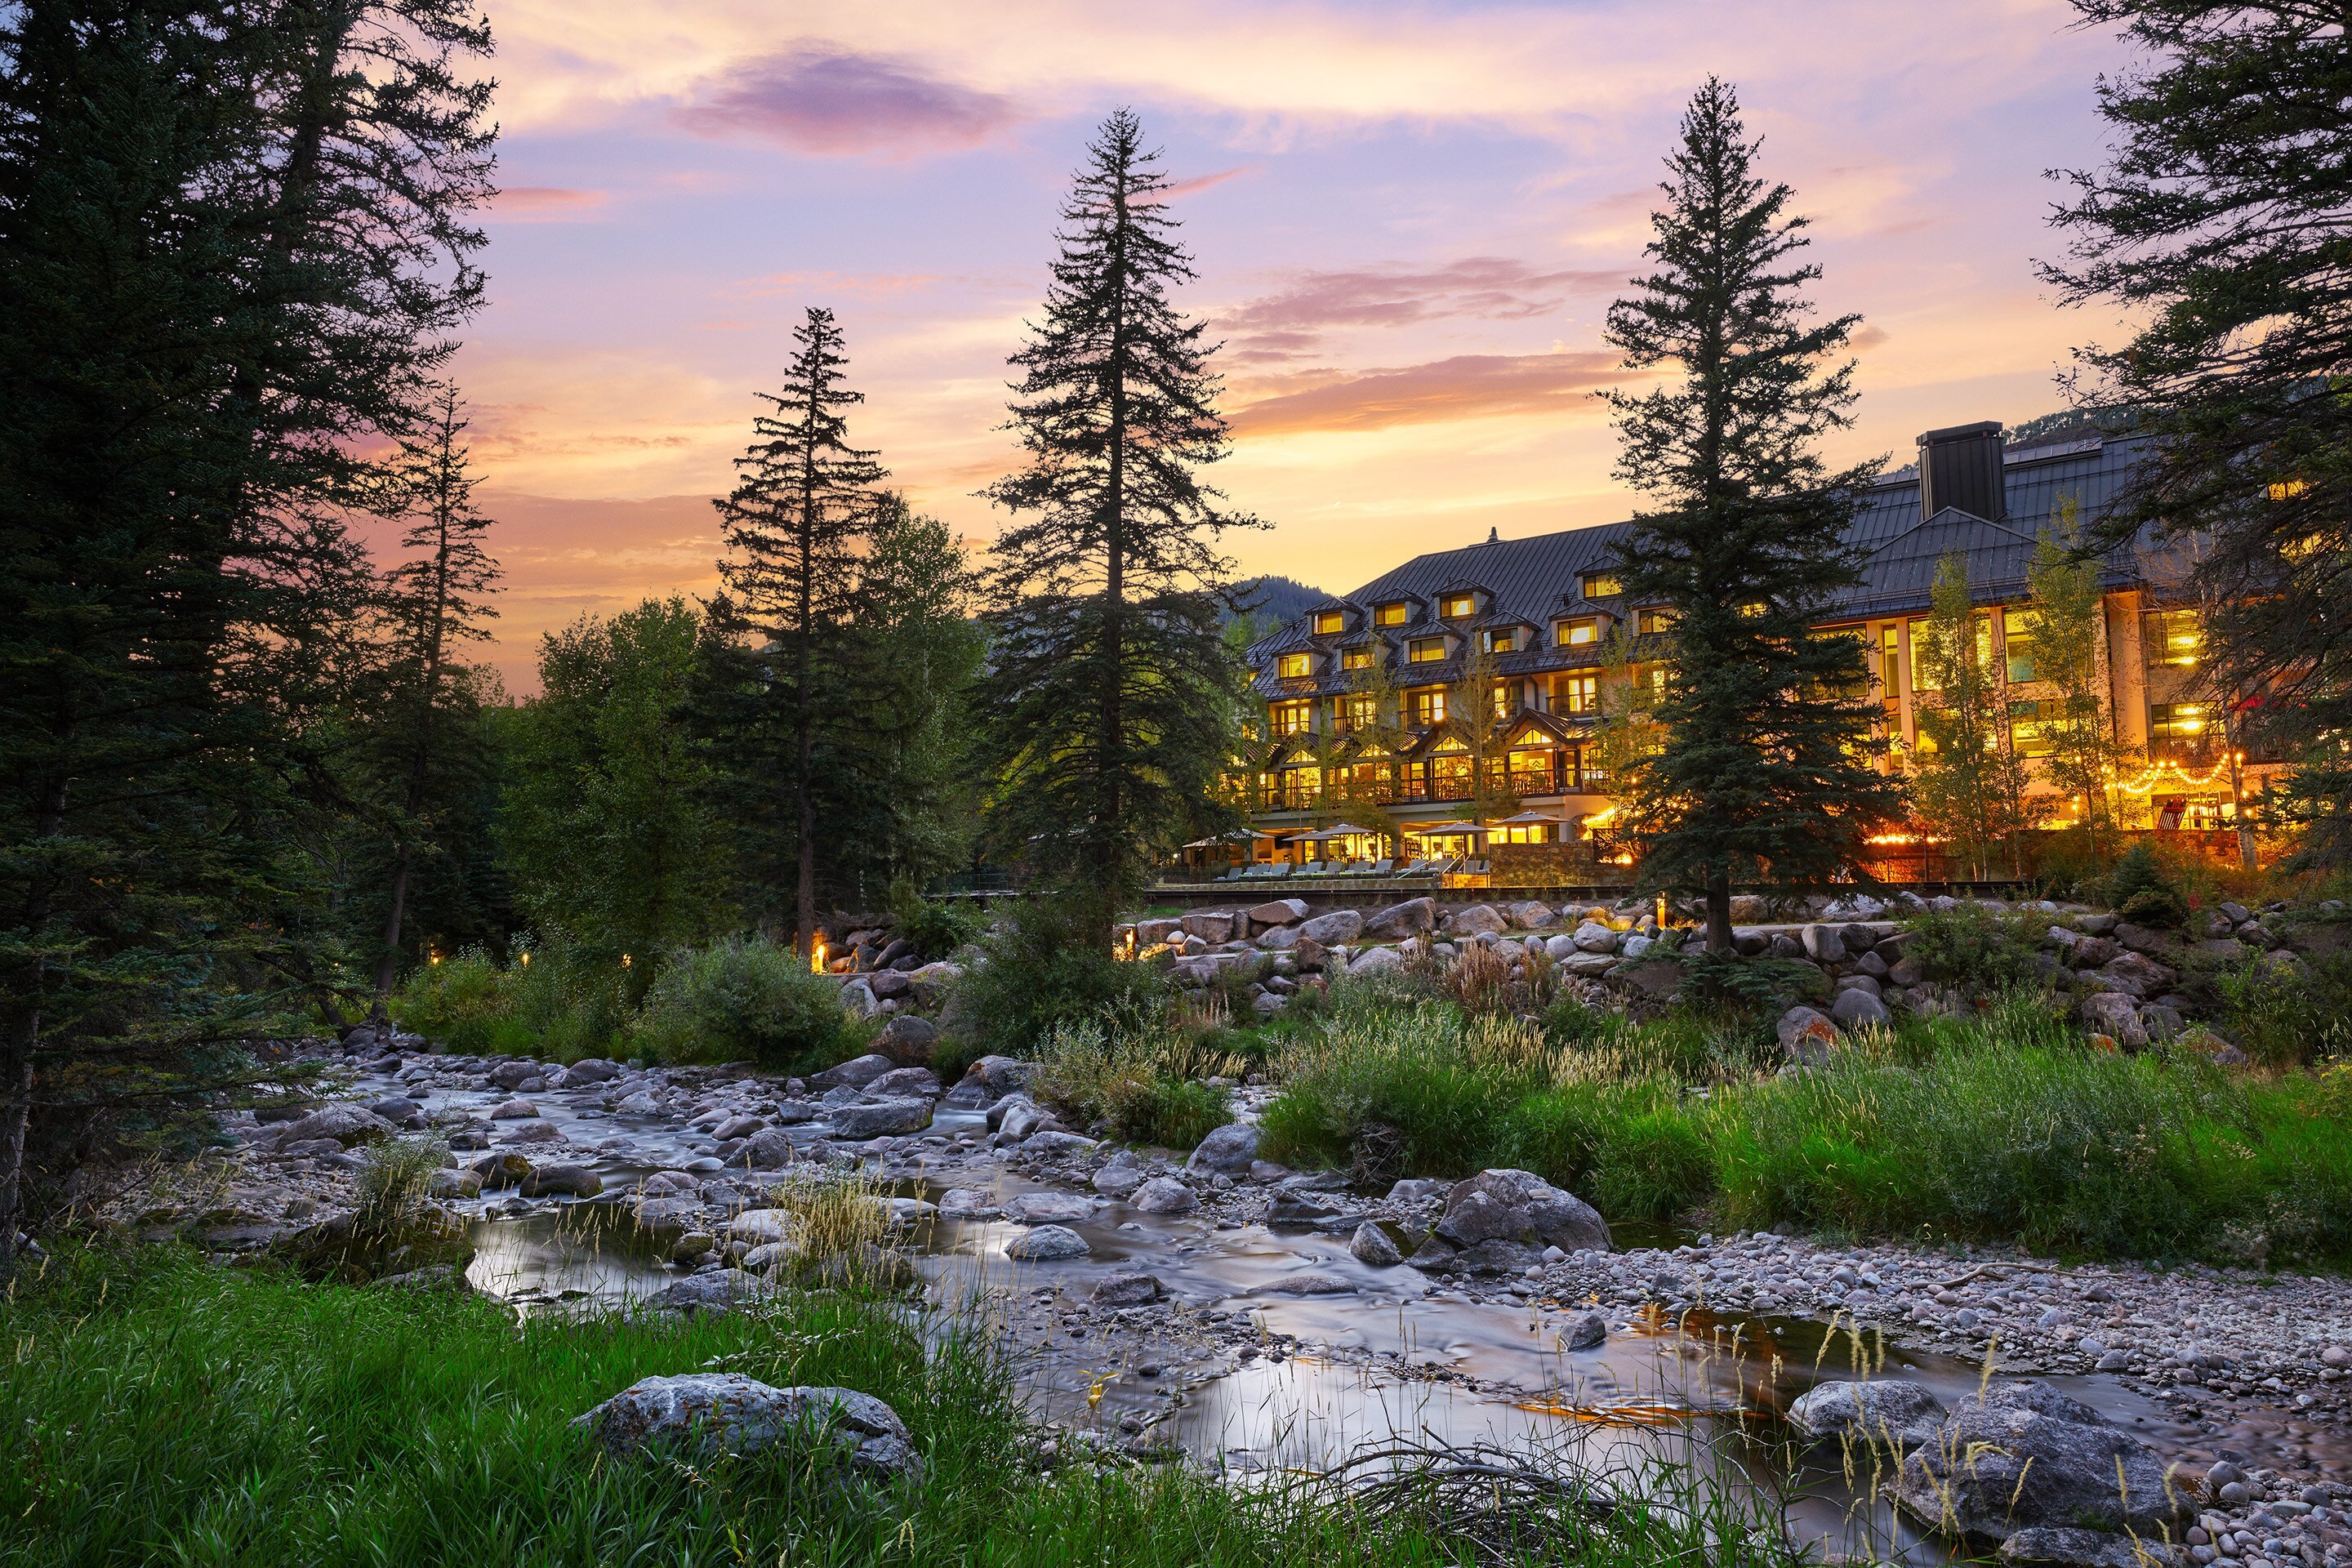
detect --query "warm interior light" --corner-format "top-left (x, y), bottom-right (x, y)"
top-left (621, 953), bottom-right (631, 968)
top-left (809, 940), bottom-right (827, 974)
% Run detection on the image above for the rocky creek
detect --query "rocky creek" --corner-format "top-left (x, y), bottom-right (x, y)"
top-left (167, 1034), bottom-right (2352, 1568)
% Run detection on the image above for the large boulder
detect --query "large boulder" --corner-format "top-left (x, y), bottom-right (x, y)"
top-left (828, 1098), bottom-right (933, 1140)
top-left (1246, 898), bottom-right (1309, 928)
top-left (1996, 1527), bottom-right (2180, 1568)
top-left (1348, 946), bottom-right (1406, 978)
top-left (942, 1055), bottom-right (1032, 1110)
top-left (572, 1374), bottom-right (920, 1483)
top-left (1776, 1005), bottom-right (1839, 1062)
top-left (1004, 1224), bottom-right (1089, 1260)
top-left (875, 1015), bottom-right (938, 1063)
top-left (866, 1067), bottom-right (941, 1100)
top-left (1802, 924), bottom-right (1849, 964)
top-left (1180, 911), bottom-right (1236, 943)
top-left (1506, 900), bottom-right (1555, 930)
top-left (1004, 1191), bottom-right (1095, 1224)
top-left (657, 1269), bottom-right (767, 1316)
top-left (517, 1164), bottom-right (602, 1199)
top-left (841, 978), bottom-right (882, 1018)
top-left (1892, 1381), bottom-right (2188, 1544)
top-left (2078, 992), bottom-right (2148, 1049)
top-left (488, 1058), bottom-right (543, 1092)
top-left (906, 962), bottom-right (960, 1008)
top-left (1434, 1169), bottom-right (1610, 1254)
top-left (810, 1054), bottom-right (896, 1091)
top-left (1348, 1220), bottom-right (1403, 1267)
top-left (633, 1196), bottom-right (706, 1244)
top-left (1129, 1177), bottom-right (1200, 1214)
top-left (1572, 921), bottom-right (1619, 953)
top-left (1445, 903), bottom-right (1507, 938)
top-left (1299, 908), bottom-right (1363, 944)
top-left (1829, 987), bottom-right (1892, 1031)
top-left (266, 1104), bottom-right (397, 1149)
top-left (1361, 898), bottom-right (1437, 941)
top-left (1185, 1121), bottom-right (1260, 1177)
top-left (1788, 1379), bottom-right (1945, 1450)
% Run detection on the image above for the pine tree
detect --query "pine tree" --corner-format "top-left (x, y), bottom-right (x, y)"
top-left (365, 384), bottom-right (500, 1000)
top-left (1909, 553), bottom-right (2039, 880)
top-left (0, 0), bottom-right (493, 1270)
top-left (1601, 78), bottom-right (1901, 952)
top-left (706, 307), bottom-right (889, 958)
top-left (2042, 1), bottom-right (2352, 868)
top-left (977, 109), bottom-right (1260, 938)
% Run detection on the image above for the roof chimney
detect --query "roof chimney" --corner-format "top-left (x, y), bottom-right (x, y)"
top-left (1918, 421), bottom-right (2006, 523)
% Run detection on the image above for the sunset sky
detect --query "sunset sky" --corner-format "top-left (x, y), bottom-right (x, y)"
top-left (444, 0), bottom-right (2141, 689)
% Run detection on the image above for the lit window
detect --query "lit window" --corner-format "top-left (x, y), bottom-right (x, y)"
top-left (1484, 628), bottom-right (1517, 653)
top-left (2269, 479), bottom-right (2310, 501)
top-left (2151, 702), bottom-right (2208, 747)
top-left (1879, 626), bottom-right (1901, 701)
top-left (1409, 688), bottom-right (1446, 725)
top-left (1342, 646), bottom-right (1373, 670)
top-left (1409, 637), bottom-right (1447, 663)
top-left (1637, 607), bottom-right (1675, 635)
top-left (1313, 610), bottom-right (1344, 635)
top-left (1276, 652), bottom-right (1312, 679)
top-left (1552, 674), bottom-right (1598, 714)
top-left (1441, 593), bottom-right (1475, 619)
top-left (1375, 602), bottom-right (1409, 627)
top-left (1736, 599), bottom-right (1769, 619)
top-left (1343, 695), bottom-right (1381, 731)
top-left (1491, 680), bottom-right (1512, 719)
top-left (2145, 608), bottom-right (2202, 668)
top-left (1554, 617), bottom-right (1598, 648)
top-left (1271, 700), bottom-right (1312, 735)
top-left (2008, 699), bottom-right (2056, 759)
top-left (1581, 572), bottom-right (1623, 599)
top-left (2002, 608), bottom-right (2038, 684)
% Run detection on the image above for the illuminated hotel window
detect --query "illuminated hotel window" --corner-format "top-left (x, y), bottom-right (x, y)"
top-left (1408, 688), bottom-right (1446, 724)
top-left (2150, 702), bottom-right (2208, 749)
top-left (1441, 593), bottom-right (1475, 619)
top-left (1581, 572), bottom-right (1623, 599)
top-left (1484, 628), bottom-right (1517, 653)
top-left (2145, 608), bottom-right (2202, 668)
top-left (1342, 645), bottom-right (1373, 670)
top-left (1552, 674), bottom-right (1598, 714)
top-left (1637, 607), bottom-right (1675, 635)
top-left (1409, 637), bottom-right (1447, 663)
top-left (2008, 698), bottom-right (2057, 759)
top-left (1313, 610), bottom-right (1344, 635)
top-left (1554, 617), bottom-right (1598, 648)
top-left (1271, 701), bottom-right (1312, 734)
top-left (1276, 652), bottom-right (1311, 679)
top-left (1375, 601), bottom-right (1410, 626)
top-left (2002, 608), bottom-right (2038, 684)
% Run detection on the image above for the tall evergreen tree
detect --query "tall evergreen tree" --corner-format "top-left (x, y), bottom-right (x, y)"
top-left (2043, 1), bottom-right (2352, 868)
top-left (365, 383), bottom-right (499, 1000)
top-left (2025, 512), bottom-right (2140, 866)
top-left (705, 307), bottom-right (889, 957)
top-left (1601, 78), bottom-right (1900, 952)
top-left (0, 0), bottom-right (492, 1269)
top-left (978, 109), bottom-right (1259, 938)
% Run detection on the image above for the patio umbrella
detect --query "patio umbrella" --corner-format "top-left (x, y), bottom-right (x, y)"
top-left (1494, 810), bottom-right (1559, 826)
top-left (1410, 821), bottom-right (1486, 835)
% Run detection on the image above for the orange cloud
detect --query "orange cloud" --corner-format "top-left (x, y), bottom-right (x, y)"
top-left (1229, 350), bottom-right (1623, 437)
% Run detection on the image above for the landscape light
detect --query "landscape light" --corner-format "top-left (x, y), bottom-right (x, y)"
top-left (810, 939), bottom-right (827, 973)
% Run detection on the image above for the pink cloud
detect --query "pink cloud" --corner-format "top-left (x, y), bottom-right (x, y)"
top-left (675, 47), bottom-right (1020, 158)
top-left (491, 186), bottom-right (608, 220)
top-left (1225, 256), bottom-right (1625, 337)
top-left (1230, 350), bottom-right (1622, 437)
top-left (1162, 164), bottom-right (1256, 200)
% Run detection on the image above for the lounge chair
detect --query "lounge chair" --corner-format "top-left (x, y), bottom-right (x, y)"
top-left (1368, 858), bottom-right (1395, 875)
top-left (1399, 858), bottom-right (1430, 876)
top-left (1342, 858), bottom-right (1373, 875)
top-left (1425, 857), bottom-right (1455, 876)
top-left (1300, 860), bottom-right (1329, 876)
top-left (1462, 858), bottom-right (1491, 877)
top-left (1263, 862), bottom-right (1294, 879)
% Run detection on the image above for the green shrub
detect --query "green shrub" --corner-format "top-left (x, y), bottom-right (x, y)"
top-left (389, 933), bottom-right (635, 1059)
top-left (1895, 903), bottom-right (2051, 1000)
top-left (887, 879), bottom-right (989, 961)
top-left (1032, 1006), bottom-right (1236, 1148)
top-left (2105, 842), bottom-right (2188, 929)
top-left (630, 936), bottom-right (863, 1072)
top-left (2201, 951), bottom-right (2352, 1067)
top-left (947, 894), bottom-right (1169, 1059)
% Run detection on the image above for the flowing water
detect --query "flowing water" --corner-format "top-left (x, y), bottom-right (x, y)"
top-left (355, 1066), bottom-right (2349, 1562)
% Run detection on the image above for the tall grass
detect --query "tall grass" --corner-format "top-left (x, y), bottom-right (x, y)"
top-left (390, 933), bottom-right (635, 1059)
top-left (0, 1244), bottom-right (1800, 1568)
top-left (1259, 988), bottom-right (2352, 1267)
top-left (1032, 1004), bottom-right (1239, 1149)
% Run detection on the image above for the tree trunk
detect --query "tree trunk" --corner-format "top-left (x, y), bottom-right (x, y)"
top-left (1091, 171), bottom-right (1130, 953)
top-left (795, 708), bottom-right (816, 964)
top-left (0, 1010), bottom-right (36, 1272)
top-left (372, 842), bottom-right (412, 1009)
top-left (1704, 867), bottom-right (1733, 955)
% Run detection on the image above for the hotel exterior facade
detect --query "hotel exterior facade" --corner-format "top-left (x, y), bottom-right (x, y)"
top-left (1231, 421), bottom-right (2281, 875)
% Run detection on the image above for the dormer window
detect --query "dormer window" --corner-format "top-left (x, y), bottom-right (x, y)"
top-left (1408, 636), bottom-right (1448, 664)
top-left (1484, 628), bottom-right (1517, 654)
top-left (1441, 593), bottom-right (1476, 619)
top-left (1553, 617), bottom-right (1598, 648)
top-left (1313, 610), bottom-right (1344, 635)
top-left (1276, 652), bottom-right (1312, 679)
top-left (1341, 646), bottom-right (1374, 671)
top-left (1374, 601), bottom-right (1409, 627)
top-left (1581, 572), bottom-right (1624, 599)
top-left (1638, 607), bottom-right (1676, 635)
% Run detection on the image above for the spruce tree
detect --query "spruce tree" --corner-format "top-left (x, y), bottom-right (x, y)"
top-left (0, 0), bottom-right (493, 1269)
top-left (706, 307), bottom-right (889, 958)
top-left (2043, 1), bottom-right (2352, 868)
top-left (978, 109), bottom-right (1259, 938)
top-left (1910, 554), bottom-right (2038, 879)
top-left (366, 383), bottom-right (501, 1000)
top-left (1601, 78), bottom-right (1900, 952)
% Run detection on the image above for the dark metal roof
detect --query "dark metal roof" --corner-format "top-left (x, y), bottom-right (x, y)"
top-left (1250, 433), bottom-right (2159, 697)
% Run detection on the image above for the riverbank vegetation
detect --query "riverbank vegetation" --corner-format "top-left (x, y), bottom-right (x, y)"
top-left (0, 1244), bottom-right (1797, 1568)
